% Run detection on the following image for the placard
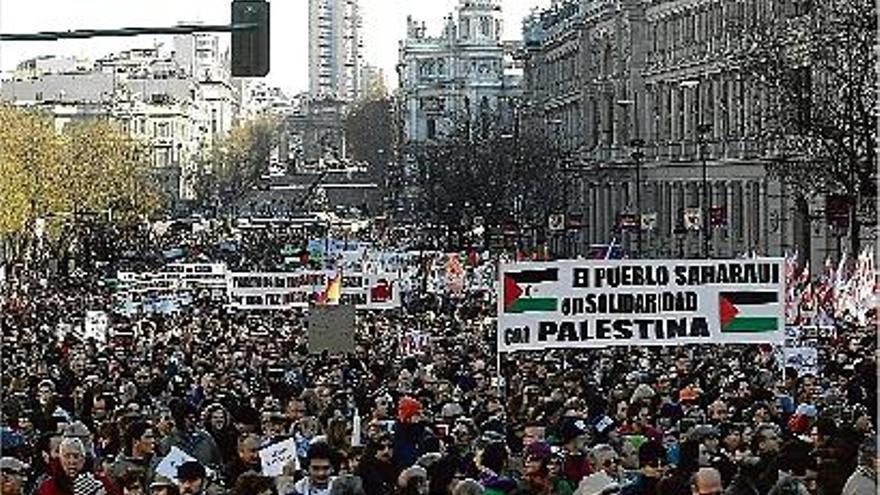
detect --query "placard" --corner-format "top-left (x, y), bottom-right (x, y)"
top-left (498, 259), bottom-right (785, 352)
top-left (783, 347), bottom-right (819, 376)
top-left (308, 305), bottom-right (356, 354)
top-left (155, 446), bottom-right (216, 480)
top-left (84, 311), bottom-right (108, 344)
top-left (259, 438), bottom-right (299, 476)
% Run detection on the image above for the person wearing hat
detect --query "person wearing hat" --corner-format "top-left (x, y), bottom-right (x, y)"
top-left (148, 476), bottom-right (178, 495)
top-left (392, 397), bottom-right (432, 471)
top-left (176, 461), bottom-right (206, 495)
top-left (620, 440), bottom-right (667, 495)
top-left (557, 417), bottom-right (591, 486)
top-left (1, 457), bottom-right (29, 495)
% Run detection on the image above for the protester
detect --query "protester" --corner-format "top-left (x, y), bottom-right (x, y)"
top-left (0, 457), bottom-right (29, 495)
top-left (294, 442), bottom-right (336, 495)
top-left (1, 225), bottom-right (876, 495)
top-left (690, 468), bottom-right (722, 495)
top-left (34, 437), bottom-right (118, 495)
top-left (842, 437), bottom-right (877, 495)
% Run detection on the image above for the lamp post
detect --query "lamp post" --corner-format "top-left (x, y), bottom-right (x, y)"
top-left (697, 123), bottom-right (712, 259)
top-left (680, 79), bottom-right (712, 259)
top-left (630, 139), bottom-right (645, 257)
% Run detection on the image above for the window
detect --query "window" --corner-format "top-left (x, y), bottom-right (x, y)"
top-left (461, 18), bottom-right (470, 39)
top-left (480, 17), bottom-right (490, 37)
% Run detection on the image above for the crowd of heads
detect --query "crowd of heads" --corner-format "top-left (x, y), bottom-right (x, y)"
top-left (1, 225), bottom-right (877, 495)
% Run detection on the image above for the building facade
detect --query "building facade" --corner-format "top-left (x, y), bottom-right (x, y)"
top-left (519, 0), bottom-right (865, 267)
top-left (397, 0), bottom-right (521, 143)
top-left (1, 35), bottom-right (238, 206)
top-left (395, 0), bottom-right (523, 217)
top-left (308, 0), bottom-right (363, 102)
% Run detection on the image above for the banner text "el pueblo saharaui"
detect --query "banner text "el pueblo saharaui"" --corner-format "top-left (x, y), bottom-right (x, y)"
top-left (497, 259), bottom-right (785, 352)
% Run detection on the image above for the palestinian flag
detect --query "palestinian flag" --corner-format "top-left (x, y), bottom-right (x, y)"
top-left (719, 291), bottom-right (780, 332)
top-left (503, 268), bottom-right (558, 313)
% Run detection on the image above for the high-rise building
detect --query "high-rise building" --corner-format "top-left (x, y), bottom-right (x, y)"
top-left (308, 0), bottom-right (363, 102)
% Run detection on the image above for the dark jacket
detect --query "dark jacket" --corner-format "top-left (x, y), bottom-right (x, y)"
top-left (620, 474), bottom-right (660, 495)
top-left (358, 457), bottom-right (398, 495)
top-left (392, 422), bottom-right (432, 471)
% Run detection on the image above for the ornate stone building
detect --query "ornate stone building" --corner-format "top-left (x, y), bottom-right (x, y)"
top-left (395, 0), bottom-right (523, 216)
top-left (520, 0), bottom-right (857, 266)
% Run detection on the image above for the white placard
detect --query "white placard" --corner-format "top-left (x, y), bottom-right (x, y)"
top-left (259, 438), bottom-right (299, 476)
top-left (155, 446), bottom-right (215, 481)
top-left (783, 347), bottom-right (819, 376)
top-left (84, 311), bottom-right (108, 344)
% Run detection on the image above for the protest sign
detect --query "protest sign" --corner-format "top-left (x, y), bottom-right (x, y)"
top-left (227, 270), bottom-right (401, 310)
top-left (783, 347), bottom-right (819, 376)
top-left (259, 437), bottom-right (299, 476)
top-left (308, 305), bottom-right (356, 354)
top-left (155, 446), bottom-right (216, 480)
top-left (83, 311), bottom-right (108, 344)
top-left (498, 259), bottom-right (785, 352)
top-left (399, 331), bottom-right (429, 356)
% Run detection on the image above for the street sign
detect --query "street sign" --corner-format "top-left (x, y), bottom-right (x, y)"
top-left (641, 212), bottom-right (657, 231)
top-left (684, 208), bottom-right (702, 231)
top-left (548, 214), bottom-right (565, 232)
top-left (710, 206), bottom-right (726, 226)
top-left (617, 213), bottom-right (638, 231)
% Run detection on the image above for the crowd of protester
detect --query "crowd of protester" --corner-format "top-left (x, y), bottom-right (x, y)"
top-left (1, 225), bottom-right (877, 495)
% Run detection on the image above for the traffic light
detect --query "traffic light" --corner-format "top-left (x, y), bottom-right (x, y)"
top-left (232, 0), bottom-right (270, 77)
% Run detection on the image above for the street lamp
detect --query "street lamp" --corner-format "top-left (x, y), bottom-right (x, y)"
top-left (630, 139), bottom-right (645, 257)
top-left (680, 79), bottom-right (712, 259)
top-left (697, 123), bottom-right (713, 259)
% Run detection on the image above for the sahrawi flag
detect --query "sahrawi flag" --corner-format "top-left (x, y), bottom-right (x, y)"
top-left (503, 268), bottom-right (558, 313)
top-left (719, 291), bottom-right (780, 332)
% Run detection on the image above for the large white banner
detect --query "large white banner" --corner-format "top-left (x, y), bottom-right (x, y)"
top-left (227, 271), bottom-right (401, 310)
top-left (498, 259), bottom-right (785, 352)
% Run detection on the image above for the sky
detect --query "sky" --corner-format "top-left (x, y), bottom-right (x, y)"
top-left (0, 0), bottom-right (552, 95)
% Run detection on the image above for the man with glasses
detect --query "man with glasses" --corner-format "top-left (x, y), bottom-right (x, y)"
top-left (574, 444), bottom-right (621, 495)
top-left (690, 468), bottom-right (723, 495)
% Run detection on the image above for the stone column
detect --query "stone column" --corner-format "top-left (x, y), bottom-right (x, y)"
top-left (743, 180), bottom-right (753, 252)
top-left (727, 180), bottom-right (735, 257)
top-left (757, 179), bottom-right (770, 256)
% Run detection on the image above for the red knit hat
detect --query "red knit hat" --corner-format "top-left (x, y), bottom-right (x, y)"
top-left (398, 396), bottom-right (422, 423)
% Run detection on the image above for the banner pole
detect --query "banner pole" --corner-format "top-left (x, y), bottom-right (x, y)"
top-left (496, 349), bottom-right (504, 398)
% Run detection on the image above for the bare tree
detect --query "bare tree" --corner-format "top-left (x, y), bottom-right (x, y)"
top-left (411, 116), bottom-right (566, 248)
top-left (726, 0), bottom-right (876, 258)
